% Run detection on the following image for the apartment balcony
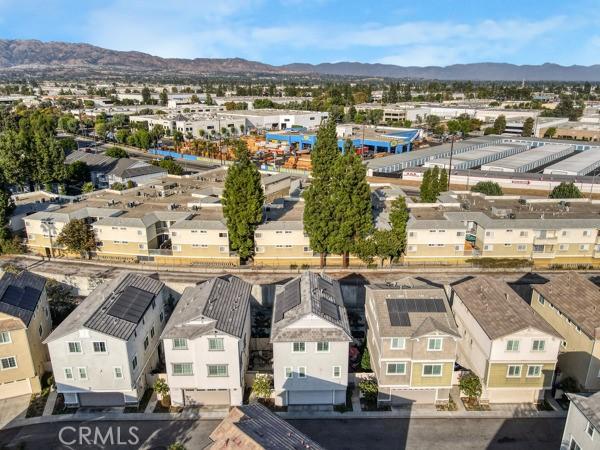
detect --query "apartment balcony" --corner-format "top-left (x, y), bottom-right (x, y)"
top-left (533, 236), bottom-right (558, 245)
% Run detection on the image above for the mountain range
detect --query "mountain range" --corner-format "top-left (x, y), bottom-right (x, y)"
top-left (2, 39), bottom-right (600, 81)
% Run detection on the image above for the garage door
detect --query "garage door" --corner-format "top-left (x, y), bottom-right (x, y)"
top-left (288, 390), bottom-right (332, 405)
top-left (391, 389), bottom-right (436, 405)
top-left (183, 389), bottom-right (230, 406)
top-left (0, 379), bottom-right (31, 399)
top-left (79, 392), bottom-right (125, 407)
top-left (487, 389), bottom-right (537, 404)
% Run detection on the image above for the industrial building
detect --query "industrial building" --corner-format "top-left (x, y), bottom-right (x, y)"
top-left (223, 109), bottom-right (328, 131)
top-left (423, 144), bottom-right (528, 170)
top-left (543, 150), bottom-right (600, 176)
top-left (480, 144), bottom-right (575, 173)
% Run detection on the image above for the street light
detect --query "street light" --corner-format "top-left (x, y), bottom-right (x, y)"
top-left (40, 217), bottom-right (55, 258)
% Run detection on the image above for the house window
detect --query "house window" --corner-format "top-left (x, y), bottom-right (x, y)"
top-left (85, 339), bottom-right (105, 354)
top-left (527, 365), bottom-right (542, 378)
top-left (64, 368), bottom-right (73, 380)
top-left (427, 338), bottom-right (443, 351)
top-left (143, 336), bottom-right (149, 350)
top-left (586, 422), bottom-right (594, 438)
top-left (293, 342), bottom-right (305, 353)
top-left (172, 338), bottom-right (188, 350)
top-left (422, 364), bottom-right (442, 376)
top-left (506, 340), bottom-right (520, 352)
top-left (38, 325), bottom-right (43, 336)
top-left (207, 364), bottom-right (228, 377)
top-left (391, 337), bottom-right (406, 350)
top-left (172, 363), bottom-right (194, 376)
top-left (538, 295), bottom-right (545, 306)
top-left (114, 367), bottom-right (123, 379)
top-left (284, 367), bottom-right (293, 378)
top-left (333, 366), bottom-right (341, 378)
top-left (68, 342), bottom-right (82, 353)
top-left (132, 356), bottom-right (138, 370)
top-left (570, 438), bottom-right (582, 450)
top-left (517, 244), bottom-right (527, 252)
top-left (387, 362), bottom-right (407, 375)
top-left (532, 340), bottom-right (545, 352)
top-left (0, 331), bottom-right (11, 344)
top-left (507, 365), bottom-right (522, 377)
top-left (150, 327), bottom-right (155, 338)
top-left (316, 342), bottom-right (329, 352)
top-left (208, 338), bottom-right (224, 351)
top-left (298, 367), bottom-right (306, 378)
top-left (78, 367), bottom-right (88, 380)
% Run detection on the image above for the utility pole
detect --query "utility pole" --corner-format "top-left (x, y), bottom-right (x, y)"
top-left (447, 134), bottom-right (456, 189)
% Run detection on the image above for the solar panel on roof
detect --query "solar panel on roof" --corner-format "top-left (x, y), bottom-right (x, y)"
top-left (107, 286), bottom-right (156, 324)
top-left (415, 301), bottom-right (427, 312)
top-left (320, 297), bottom-right (340, 320)
top-left (2, 285), bottom-right (40, 311)
top-left (398, 312), bottom-right (411, 326)
top-left (433, 299), bottom-right (446, 312)
top-left (274, 280), bottom-right (301, 323)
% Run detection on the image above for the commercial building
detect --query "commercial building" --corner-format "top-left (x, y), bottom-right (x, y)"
top-left (45, 273), bottom-right (168, 406)
top-left (561, 392), bottom-right (600, 450)
top-left (423, 144), bottom-right (527, 170)
top-left (0, 271), bottom-right (52, 399)
top-left (543, 150), bottom-right (600, 176)
top-left (223, 109), bottom-right (328, 130)
top-left (480, 144), bottom-right (575, 173)
top-left (162, 276), bottom-right (252, 406)
top-left (531, 273), bottom-right (600, 391)
top-left (365, 277), bottom-right (459, 405)
top-left (451, 276), bottom-right (561, 403)
top-left (270, 272), bottom-right (352, 406)
top-left (129, 113), bottom-right (246, 139)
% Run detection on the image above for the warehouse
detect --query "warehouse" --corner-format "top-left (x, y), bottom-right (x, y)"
top-left (223, 109), bottom-right (328, 131)
top-left (480, 144), bottom-right (575, 173)
top-left (423, 144), bottom-right (528, 170)
top-left (543, 150), bottom-right (600, 176)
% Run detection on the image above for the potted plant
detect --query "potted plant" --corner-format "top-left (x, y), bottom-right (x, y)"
top-left (154, 378), bottom-right (171, 407)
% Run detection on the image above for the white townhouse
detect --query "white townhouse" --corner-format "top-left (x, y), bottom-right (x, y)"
top-left (161, 275), bottom-right (252, 406)
top-left (45, 273), bottom-right (168, 407)
top-left (270, 271), bottom-right (352, 406)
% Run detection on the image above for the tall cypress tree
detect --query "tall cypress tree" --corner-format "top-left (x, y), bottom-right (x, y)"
top-left (439, 167), bottom-right (449, 192)
top-left (420, 169), bottom-right (432, 203)
top-left (222, 141), bottom-right (264, 261)
top-left (303, 119), bottom-right (340, 267)
top-left (430, 166), bottom-right (440, 201)
top-left (329, 144), bottom-right (373, 267)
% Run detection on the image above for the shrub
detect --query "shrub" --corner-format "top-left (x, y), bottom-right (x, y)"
top-left (471, 181), bottom-right (503, 196)
top-left (560, 376), bottom-right (579, 393)
top-left (358, 377), bottom-right (378, 403)
top-left (360, 346), bottom-right (371, 371)
top-left (459, 372), bottom-right (482, 402)
top-left (154, 378), bottom-right (171, 407)
top-left (168, 443), bottom-right (186, 450)
top-left (110, 182), bottom-right (127, 191)
top-left (252, 373), bottom-right (273, 399)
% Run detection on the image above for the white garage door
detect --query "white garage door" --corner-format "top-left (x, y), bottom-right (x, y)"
top-left (0, 379), bottom-right (32, 399)
top-left (288, 390), bottom-right (332, 405)
top-left (183, 389), bottom-right (230, 406)
top-left (487, 389), bottom-right (537, 404)
top-left (391, 389), bottom-right (436, 405)
top-left (79, 392), bottom-right (125, 407)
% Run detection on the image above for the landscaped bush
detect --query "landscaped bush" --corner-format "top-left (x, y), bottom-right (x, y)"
top-left (358, 377), bottom-right (378, 403)
top-left (467, 257), bottom-right (532, 269)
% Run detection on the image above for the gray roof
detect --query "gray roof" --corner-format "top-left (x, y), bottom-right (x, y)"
top-left (209, 403), bottom-right (326, 450)
top-left (26, 207), bottom-right (122, 224)
top-left (162, 275), bottom-right (251, 340)
top-left (568, 392), bottom-right (600, 433)
top-left (533, 273), bottom-right (600, 339)
top-left (108, 159), bottom-right (166, 179)
top-left (45, 272), bottom-right (164, 342)
top-left (366, 277), bottom-right (459, 338)
top-left (257, 220), bottom-right (304, 231)
top-left (0, 271), bottom-right (46, 326)
top-left (169, 219), bottom-right (227, 230)
top-left (452, 276), bottom-right (560, 340)
top-left (66, 150), bottom-right (117, 173)
top-left (270, 272), bottom-right (352, 343)
top-left (94, 212), bottom-right (191, 228)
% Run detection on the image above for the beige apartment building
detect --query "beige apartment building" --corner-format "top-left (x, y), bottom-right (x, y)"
top-left (451, 276), bottom-right (562, 403)
top-left (531, 273), bottom-right (600, 391)
top-left (0, 271), bottom-right (52, 399)
top-left (365, 277), bottom-right (459, 405)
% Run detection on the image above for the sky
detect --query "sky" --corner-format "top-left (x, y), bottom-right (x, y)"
top-left (1, 0), bottom-right (600, 67)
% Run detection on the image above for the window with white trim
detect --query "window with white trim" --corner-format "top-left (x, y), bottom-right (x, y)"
top-left (422, 364), bottom-right (442, 376)
top-left (114, 367), bottom-right (123, 379)
top-left (93, 342), bottom-right (107, 353)
top-left (387, 362), bottom-right (407, 375)
top-left (68, 342), bottom-right (82, 353)
top-left (333, 366), bottom-right (341, 378)
top-left (570, 437), bottom-right (581, 450)
top-left (207, 364), bottom-right (228, 377)
top-left (172, 338), bottom-right (188, 350)
top-left (532, 340), bottom-right (545, 352)
top-left (64, 367), bottom-right (73, 380)
top-left (284, 367), bottom-right (293, 378)
top-left (172, 363), bottom-right (194, 376)
top-left (0, 331), bottom-right (10, 344)
top-left (316, 342), bottom-right (329, 352)
top-left (391, 337), bottom-right (406, 350)
top-left (427, 337), bottom-right (443, 351)
top-left (298, 367), bottom-right (306, 378)
top-left (527, 365), bottom-right (542, 377)
top-left (292, 342), bottom-right (305, 352)
top-left (506, 340), bottom-right (520, 352)
top-left (208, 338), bottom-right (224, 351)
top-left (586, 421), bottom-right (594, 438)
top-left (507, 365), bottom-right (522, 377)
top-left (78, 367), bottom-right (88, 380)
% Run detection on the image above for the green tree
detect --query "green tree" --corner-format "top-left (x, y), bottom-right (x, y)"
top-left (0, 130), bottom-right (34, 187)
top-left (66, 161), bottom-right (90, 184)
top-left (94, 121), bottom-right (107, 139)
top-left (425, 114), bottom-right (441, 130)
top-left (360, 346), bottom-right (371, 371)
top-left (105, 146), bottom-right (128, 158)
top-left (46, 279), bottom-right (77, 325)
top-left (429, 166), bottom-right (440, 199)
top-left (471, 181), bottom-right (503, 196)
top-left (420, 168), bottom-right (433, 203)
top-left (154, 378), bottom-right (171, 407)
top-left (222, 141), bottom-right (264, 260)
top-left (251, 373), bottom-right (272, 399)
top-left (493, 115), bottom-right (507, 134)
top-left (159, 89), bottom-right (168, 106)
top-left (141, 86), bottom-right (151, 104)
top-left (387, 196), bottom-right (409, 258)
top-left (303, 119), bottom-right (340, 267)
top-left (522, 117), bottom-right (535, 137)
top-left (358, 377), bottom-right (378, 403)
top-left (439, 167), bottom-right (448, 191)
top-left (549, 182), bottom-right (583, 199)
top-left (82, 182), bottom-right (94, 193)
top-left (55, 219), bottom-right (96, 258)
top-left (151, 159), bottom-right (184, 175)
top-left (459, 372), bottom-right (482, 404)
top-left (544, 127), bottom-right (557, 138)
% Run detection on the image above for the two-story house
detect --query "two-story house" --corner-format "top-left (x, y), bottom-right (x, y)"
top-left (45, 272), bottom-right (168, 406)
top-left (0, 271), bottom-right (52, 398)
top-left (161, 275), bottom-right (252, 406)
top-left (561, 392), bottom-right (600, 450)
top-left (451, 276), bottom-right (562, 403)
top-left (365, 277), bottom-right (459, 405)
top-left (531, 273), bottom-right (600, 391)
top-left (270, 272), bottom-right (352, 406)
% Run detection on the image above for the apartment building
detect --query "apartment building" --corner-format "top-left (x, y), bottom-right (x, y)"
top-left (365, 277), bottom-right (459, 405)
top-left (561, 392), bottom-right (600, 450)
top-left (162, 275), bottom-right (252, 406)
top-left (451, 276), bottom-right (561, 403)
top-left (270, 272), bottom-right (352, 406)
top-left (531, 273), bottom-right (600, 391)
top-left (45, 273), bottom-right (168, 406)
top-left (168, 218), bottom-right (235, 265)
top-left (0, 271), bottom-right (52, 398)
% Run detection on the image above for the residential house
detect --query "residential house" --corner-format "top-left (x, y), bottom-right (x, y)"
top-left (0, 271), bottom-right (52, 398)
top-left (162, 275), bottom-right (252, 406)
top-left (45, 273), bottom-right (168, 406)
top-left (365, 277), bottom-right (459, 405)
top-left (531, 273), bottom-right (600, 391)
top-left (451, 276), bottom-right (561, 403)
top-left (561, 392), bottom-right (600, 450)
top-left (270, 272), bottom-right (352, 406)
top-left (208, 402), bottom-right (326, 449)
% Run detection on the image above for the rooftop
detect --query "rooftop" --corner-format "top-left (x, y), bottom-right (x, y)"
top-left (0, 271), bottom-right (46, 327)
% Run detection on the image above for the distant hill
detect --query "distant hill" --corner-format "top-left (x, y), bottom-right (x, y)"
top-left (2, 39), bottom-right (600, 81)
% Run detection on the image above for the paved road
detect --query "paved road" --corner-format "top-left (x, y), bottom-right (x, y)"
top-left (0, 418), bottom-right (564, 450)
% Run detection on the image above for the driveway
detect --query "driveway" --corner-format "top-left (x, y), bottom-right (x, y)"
top-left (0, 395), bottom-right (29, 429)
